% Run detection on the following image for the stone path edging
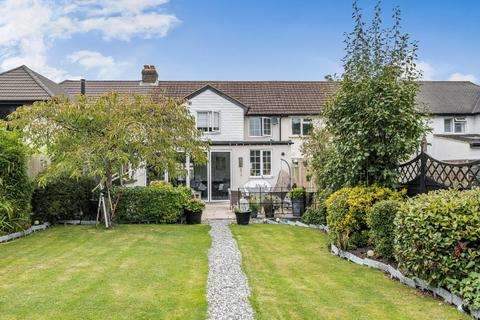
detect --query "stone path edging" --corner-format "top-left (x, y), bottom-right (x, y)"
top-left (0, 222), bottom-right (50, 244)
top-left (207, 220), bottom-right (255, 320)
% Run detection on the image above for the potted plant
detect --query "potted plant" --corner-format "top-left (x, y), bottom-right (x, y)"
top-left (289, 187), bottom-right (305, 217)
top-left (262, 194), bottom-right (280, 218)
top-left (184, 198), bottom-right (205, 224)
top-left (248, 196), bottom-right (260, 218)
top-left (234, 206), bottom-right (251, 225)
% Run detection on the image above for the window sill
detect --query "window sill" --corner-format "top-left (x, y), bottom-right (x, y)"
top-left (249, 175), bottom-right (273, 179)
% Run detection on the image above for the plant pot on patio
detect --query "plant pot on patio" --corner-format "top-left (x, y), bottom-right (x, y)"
top-left (185, 198), bottom-right (205, 225)
top-left (234, 209), bottom-right (251, 225)
top-left (248, 196), bottom-right (260, 218)
top-left (262, 194), bottom-right (280, 218)
top-left (289, 187), bottom-right (305, 217)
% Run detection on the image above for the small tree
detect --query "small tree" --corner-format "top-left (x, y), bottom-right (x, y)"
top-left (6, 92), bottom-right (208, 228)
top-left (305, 1), bottom-right (427, 190)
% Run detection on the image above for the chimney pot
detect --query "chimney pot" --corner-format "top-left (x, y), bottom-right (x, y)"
top-left (141, 64), bottom-right (158, 84)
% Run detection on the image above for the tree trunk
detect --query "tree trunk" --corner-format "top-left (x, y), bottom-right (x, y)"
top-left (102, 165), bottom-right (114, 228)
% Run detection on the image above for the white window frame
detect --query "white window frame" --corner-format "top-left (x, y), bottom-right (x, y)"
top-left (248, 117), bottom-right (272, 137)
top-left (444, 117), bottom-right (466, 133)
top-left (197, 111), bottom-right (220, 133)
top-left (249, 149), bottom-right (272, 177)
top-left (292, 117), bottom-right (313, 136)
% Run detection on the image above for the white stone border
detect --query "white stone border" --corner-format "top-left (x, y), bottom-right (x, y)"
top-left (0, 222), bottom-right (50, 244)
top-left (58, 220), bottom-right (97, 225)
top-left (266, 218), bottom-right (479, 319)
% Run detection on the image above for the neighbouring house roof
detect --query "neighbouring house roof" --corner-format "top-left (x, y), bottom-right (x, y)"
top-left (0, 65), bottom-right (67, 101)
top-left (435, 134), bottom-right (480, 147)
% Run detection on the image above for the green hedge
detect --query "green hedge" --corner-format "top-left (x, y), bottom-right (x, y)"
top-left (32, 175), bottom-right (97, 222)
top-left (394, 188), bottom-right (480, 295)
top-left (367, 200), bottom-right (400, 259)
top-left (326, 186), bottom-right (404, 250)
top-left (0, 130), bottom-right (33, 234)
top-left (114, 185), bottom-right (192, 223)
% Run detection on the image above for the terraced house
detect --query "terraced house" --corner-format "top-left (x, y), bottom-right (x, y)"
top-left (1, 65), bottom-right (480, 201)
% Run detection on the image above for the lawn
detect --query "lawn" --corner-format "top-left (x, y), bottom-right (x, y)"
top-left (231, 224), bottom-right (469, 320)
top-left (0, 225), bottom-right (210, 320)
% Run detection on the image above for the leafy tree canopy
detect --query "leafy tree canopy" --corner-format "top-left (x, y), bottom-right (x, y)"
top-left (304, 1), bottom-right (428, 191)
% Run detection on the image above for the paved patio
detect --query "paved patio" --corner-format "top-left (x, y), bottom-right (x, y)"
top-left (203, 202), bottom-right (235, 220)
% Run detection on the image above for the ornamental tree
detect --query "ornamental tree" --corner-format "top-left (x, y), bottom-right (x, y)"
top-left (304, 1), bottom-right (428, 190)
top-left (6, 92), bottom-right (208, 228)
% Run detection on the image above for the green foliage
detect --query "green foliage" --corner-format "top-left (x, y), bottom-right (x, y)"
top-left (302, 206), bottom-right (326, 225)
top-left (457, 272), bottom-right (480, 311)
top-left (304, 2), bottom-right (427, 190)
top-left (367, 200), bottom-right (401, 259)
top-left (114, 186), bottom-right (189, 223)
top-left (0, 129), bottom-right (33, 234)
top-left (7, 92), bottom-right (208, 227)
top-left (185, 198), bottom-right (205, 213)
top-left (326, 186), bottom-right (404, 249)
top-left (261, 194), bottom-right (281, 204)
top-left (31, 175), bottom-right (97, 222)
top-left (394, 188), bottom-right (480, 294)
top-left (149, 180), bottom-right (173, 189)
top-left (289, 187), bottom-right (305, 200)
top-left (248, 196), bottom-right (260, 213)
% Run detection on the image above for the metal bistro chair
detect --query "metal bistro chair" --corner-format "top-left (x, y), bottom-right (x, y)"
top-left (229, 189), bottom-right (242, 210)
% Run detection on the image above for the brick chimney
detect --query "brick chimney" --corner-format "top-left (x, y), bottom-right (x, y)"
top-left (141, 65), bottom-right (158, 84)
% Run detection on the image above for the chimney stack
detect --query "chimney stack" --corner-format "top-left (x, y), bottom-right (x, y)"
top-left (141, 65), bottom-right (158, 84)
top-left (80, 79), bottom-right (86, 94)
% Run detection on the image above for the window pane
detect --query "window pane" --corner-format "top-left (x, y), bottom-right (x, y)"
top-left (250, 150), bottom-right (261, 176)
top-left (249, 117), bottom-right (262, 136)
top-left (262, 117), bottom-right (271, 135)
top-left (454, 122), bottom-right (465, 133)
top-left (292, 118), bottom-right (301, 135)
top-left (213, 112), bottom-right (220, 131)
top-left (302, 119), bottom-right (313, 135)
top-left (444, 118), bottom-right (452, 132)
top-left (262, 150), bottom-right (272, 176)
top-left (197, 112), bottom-right (209, 131)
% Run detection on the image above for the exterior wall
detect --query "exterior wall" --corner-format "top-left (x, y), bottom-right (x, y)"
top-left (280, 116), bottom-right (323, 159)
top-left (243, 116), bottom-right (281, 141)
top-left (189, 89), bottom-right (245, 141)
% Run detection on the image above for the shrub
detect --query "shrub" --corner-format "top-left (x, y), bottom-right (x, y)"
top-left (185, 198), bottom-right (205, 213)
top-left (326, 186), bottom-right (404, 249)
top-left (457, 272), bottom-right (480, 312)
top-left (302, 206), bottom-right (326, 225)
top-left (149, 180), bottom-right (173, 189)
top-left (394, 188), bottom-right (480, 294)
top-left (367, 200), bottom-right (401, 259)
top-left (248, 196), bottom-right (260, 214)
top-left (0, 130), bottom-right (33, 233)
top-left (114, 186), bottom-right (188, 223)
top-left (32, 175), bottom-right (97, 222)
top-left (288, 187), bottom-right (305, 200)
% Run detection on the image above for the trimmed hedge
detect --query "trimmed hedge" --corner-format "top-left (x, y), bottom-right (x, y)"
top-left (0, 130), bottom-right (33, 234)
top-left (32, 175), bottom-right (97, 222)
top-left (302, 206), bottom-right (326, 225)
top-left (114, 185), bottom-right (192, 223)
top-left (367, 200), bottom-right (400, 259)
top-left (326, 186), bottom-right (404, 249)
top-left (394, 188), bottom-right (480, 295)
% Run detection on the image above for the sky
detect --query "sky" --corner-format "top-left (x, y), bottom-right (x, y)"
top-left (0, 0), bottom-right (479, 83)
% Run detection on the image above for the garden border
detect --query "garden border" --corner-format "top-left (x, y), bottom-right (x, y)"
top-left (0, 222), bottom-right (50, 244)
top-left (266, 218), bottom-right (480, 319)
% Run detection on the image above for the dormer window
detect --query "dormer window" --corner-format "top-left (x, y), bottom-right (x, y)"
top-left (249, 117), bottom-right (271, 137)
top-left (444, 117), bottom-right (466, 133)
top-left (197, 111), bottom-right (220, 133)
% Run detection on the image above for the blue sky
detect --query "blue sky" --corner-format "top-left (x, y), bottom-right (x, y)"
top-left (0, 0), bottom-right (479, 83)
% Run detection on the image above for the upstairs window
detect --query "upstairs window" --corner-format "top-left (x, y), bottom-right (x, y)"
top-left (292, 118), bottom-right (313, 136)
top-left (444, 117), bottom-right (466, 133)
top-left (249, 117), bottom-right (272, 137)
top-left (197, 111), bottom-right (220, 133)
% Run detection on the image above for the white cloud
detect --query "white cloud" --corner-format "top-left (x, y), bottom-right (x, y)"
top-left (0, 0), bottom-right (179, 81)
top-left (417, 61), bottom-right (435, 81)
top-left (448, 72), bottom-right (478, 83)
top-left (67, 50), bottom-right (127, 78)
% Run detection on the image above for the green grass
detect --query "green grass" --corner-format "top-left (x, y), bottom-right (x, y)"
top-left (0, 225), bottom-right (210, 320)
top-left (231, 224), bottom-right (469, 320)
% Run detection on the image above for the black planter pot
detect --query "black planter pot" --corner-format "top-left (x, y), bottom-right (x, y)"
top-left (250, 209), bottom-right (258, 219)
top-left (263, 205), bottom-right (275, 218)
top-left (186, 210), bottom-right (203, 224)
top-left (235, 211), bottom-right (251, 225)
top-left (292, 199), bottom-right (304, 217)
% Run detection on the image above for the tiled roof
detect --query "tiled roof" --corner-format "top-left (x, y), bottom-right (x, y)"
top-left (0, 65), bottom-right (67, 101)
top-left (60, 80), bottom-right (340, 115)
top-left (417, 81), bottom-right (480, 114)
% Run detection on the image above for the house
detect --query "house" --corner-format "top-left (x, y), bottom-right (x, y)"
top-left (1, 64), bottom-right (480, 201)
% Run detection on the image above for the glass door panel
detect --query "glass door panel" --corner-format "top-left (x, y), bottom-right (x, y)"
top-left (211, 152), bottom-right (231, 200)
top-left (191, 161), bottom-right (208, 200)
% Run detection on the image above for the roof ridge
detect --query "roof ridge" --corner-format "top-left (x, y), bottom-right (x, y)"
top-left (21, 66), bottom-right (55, 97)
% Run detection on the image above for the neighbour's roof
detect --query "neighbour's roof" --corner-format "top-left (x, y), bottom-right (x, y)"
top-left (435, 134), bottom-right (480, 148)
top-left (417, 81), bottom-right (480, 114)
top-left (59, 80), bottom-right (339, 115)
top-left (0, 65), bottom-right (67, 101)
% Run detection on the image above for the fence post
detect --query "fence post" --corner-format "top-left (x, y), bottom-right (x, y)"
top-left (419, 152), bottom-right (427, 194)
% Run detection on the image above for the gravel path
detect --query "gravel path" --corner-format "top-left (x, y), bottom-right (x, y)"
top-left (207, 220), bottom-right (255, 320)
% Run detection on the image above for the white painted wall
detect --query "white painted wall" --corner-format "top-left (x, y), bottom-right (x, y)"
top-left (280, 116), bottom-right (323, 158)
top-left (188, 89), bottom-right (245, 141)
